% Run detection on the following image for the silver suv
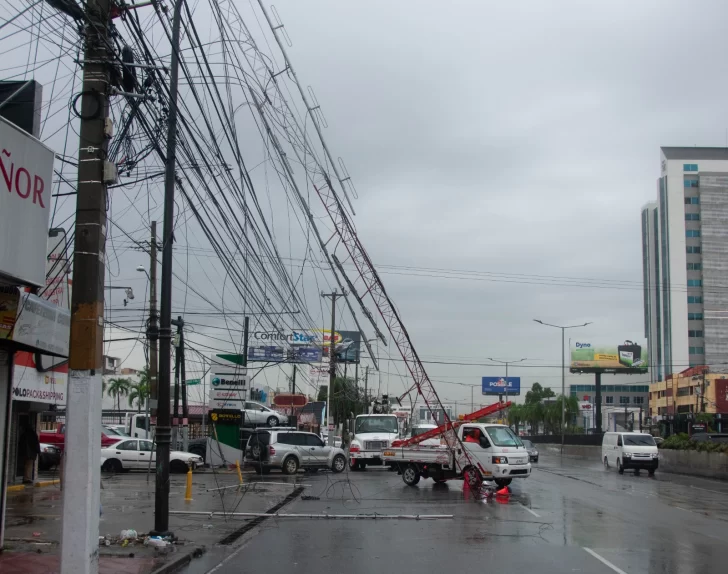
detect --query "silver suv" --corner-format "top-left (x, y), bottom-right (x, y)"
top-left (245, 429), bottom-right (347, 475)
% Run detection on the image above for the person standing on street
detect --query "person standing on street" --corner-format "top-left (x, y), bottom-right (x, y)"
top-left (19, 421), bottom-right (40, 484)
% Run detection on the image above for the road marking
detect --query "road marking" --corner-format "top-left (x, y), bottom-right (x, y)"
top-left (583, 547), bottom-right (628, 574)
top-left (519, 503), bottom-right (540, 517)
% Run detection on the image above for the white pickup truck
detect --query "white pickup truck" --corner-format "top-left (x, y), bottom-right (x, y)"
top-left (348, 413), bottom-right (400, 470)
top-left (383, 423), bottom-right (531, 487)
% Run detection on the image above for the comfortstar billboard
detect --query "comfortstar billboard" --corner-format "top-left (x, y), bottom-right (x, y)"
top-left (570, 339), bottom-right (648, 374)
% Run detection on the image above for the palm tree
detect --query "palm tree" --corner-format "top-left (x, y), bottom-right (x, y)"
top-left (128, 381), bottom-right (149, 413)
top-left (106, 377), bottom-right (131, 422)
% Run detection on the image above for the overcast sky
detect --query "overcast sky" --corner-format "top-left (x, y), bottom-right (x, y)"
top-left (7, 0), bottom-right (728, 412)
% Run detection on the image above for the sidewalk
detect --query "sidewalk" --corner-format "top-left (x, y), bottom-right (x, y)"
top-left (1, 469), bottom-right (298, 574)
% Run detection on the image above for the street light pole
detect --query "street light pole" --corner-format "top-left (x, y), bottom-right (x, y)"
top-left (533, 319), bottom-right (591, 455)
top-left (487, 357), bottom-right (527, 405)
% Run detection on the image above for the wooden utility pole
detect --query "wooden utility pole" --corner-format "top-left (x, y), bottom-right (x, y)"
top-left (61, 0), bottom-right (111, 572)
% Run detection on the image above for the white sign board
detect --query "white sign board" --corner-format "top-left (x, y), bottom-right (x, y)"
top-left (208, 399), bottom-right (245, 410)
top-left (0, 117), bottom-right (54, 287)
top-left (210, 374), bottom-right (248, 388)
top-left (13, 292), bottom-right (70, 356)
top-left (210, 389), bottom-right (245, 400)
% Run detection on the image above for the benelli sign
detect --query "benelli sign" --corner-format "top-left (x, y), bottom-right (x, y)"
top-left (0, 117), bottom-right (54, 287)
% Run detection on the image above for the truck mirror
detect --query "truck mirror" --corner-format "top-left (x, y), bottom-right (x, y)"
top-left (479, 436), bottom-right (490, 449)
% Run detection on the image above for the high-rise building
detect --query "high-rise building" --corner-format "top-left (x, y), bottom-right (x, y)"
top-left (642, 148), bottom-right (728, 382)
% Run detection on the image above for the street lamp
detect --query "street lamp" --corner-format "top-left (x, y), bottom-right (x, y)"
top-left (533, 319), bottom-right (591, 454)
top-left (487, 357), bottom-right (527, 404)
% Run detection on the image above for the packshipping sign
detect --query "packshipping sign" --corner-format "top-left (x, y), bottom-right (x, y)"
top-left (0, 116), bottom-right (54, 287)
top-left (482, 377), bottom-right (521, 396)
top-left (570, 339), bottom-right (648, 374)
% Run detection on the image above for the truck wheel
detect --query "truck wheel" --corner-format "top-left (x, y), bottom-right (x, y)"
top-left (617, 459), bottom-right (624, 475)
top-left (464, 466), bottom-right (482, 488)
top-left (402, 464), bottom-right (420, 486)
top-left (495, 478), bottom-right (512, 488)
top-left (603, 456), bottom-right (609, 469)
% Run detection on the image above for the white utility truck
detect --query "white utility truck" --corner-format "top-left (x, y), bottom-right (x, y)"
top-left (347, 412), bottom-right (400, 470)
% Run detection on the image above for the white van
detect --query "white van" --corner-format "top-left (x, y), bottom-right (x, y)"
top-left (602, 432), bottom-right (659, 476)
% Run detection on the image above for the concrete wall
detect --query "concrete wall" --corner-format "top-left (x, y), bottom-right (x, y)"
top-left (540, 443), bottom-right (728, 480)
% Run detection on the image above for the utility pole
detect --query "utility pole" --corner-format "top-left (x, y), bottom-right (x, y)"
top-left (534, 319), bottom-right (591, 454)
top-left (172, 320), bottom-right (181, 450)
top-left (178, 317), bottom-right (188, 453)
top-left (488, 357), bottom-right (526, 409)
top-left (153, 0), bottom-right (183, 538)
top-left (364, 365), bottom-right (369, 413)
top-left (61, 0), bottom-right (111, 572)
top-left (148, 221), bottom-right (158, 417)
top-left (291, 364), bottom-right (297, 394)
top-left (321, 289), bottom-right (346, 445)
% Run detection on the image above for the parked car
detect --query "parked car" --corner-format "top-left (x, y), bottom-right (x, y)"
top-left (243, 401), bottom-right (289, 427)
top-left (521, 439), bottom-right (539, 462)
top-left (691, 433), bottom-right (728, 444)
top-left (100, 438), bottom-right (202, 473)
top-left (38, 443), bottom-right (61, 471)
top-left (40, 423), bottom-right (119, 451)
top-left (245, 429), bottom-right (347, 475)
top-left (602, 432), bottom-right (658, 476)
top-left (104, 425), bottom-right (129, 437)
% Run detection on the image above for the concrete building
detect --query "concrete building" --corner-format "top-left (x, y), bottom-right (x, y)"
top-left (649, 366), bottom-right (728, 431)
top-left (642, 148), bottom-right (728, 382)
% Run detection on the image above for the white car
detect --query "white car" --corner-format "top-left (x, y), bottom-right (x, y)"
top-left (244, 401), bottom-right (288, 427)
top-left (409, 424), bottom-right (443, 447)
top-left (100, 438), bottom-right (203, 473)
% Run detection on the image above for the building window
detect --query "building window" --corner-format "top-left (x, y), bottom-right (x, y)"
top-left (683, 164), bottom-right (699, 172)
top-left (688, 330), bottom-right (704, 338)
top-left (687, 295), bottom-right (703, 304)
top-left (689, 346), bottom-right (704, 354)
top-left (687, 279), bottom-right (703, 287)
top-left (684, 179), bottom-right (699, 188)
top-left (633, 396), bottom-right (644, 405)
top-left (687, 262), bottom-right (702, 271)
top-left (686, 230), bottom-right (701, 238)
top-left (684, 197), bottom-right (700, 204)
top-left (688, 313), bottom-right (704, 320)
top-left (605, 396), bottom-right (614, 404)
top-left (685, 213), bottom-right (700, 221)
top-left (619, 396), bottom-right (630, 404)
top-left (677, 387), bottom-right (690, 397)
top-left (686, 246), bottom-right (701, 254)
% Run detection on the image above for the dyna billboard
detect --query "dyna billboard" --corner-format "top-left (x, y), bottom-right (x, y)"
top-left (570, 339), bottom-right (648, 374)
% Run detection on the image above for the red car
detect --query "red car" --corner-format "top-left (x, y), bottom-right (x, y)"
top-left (39, 423), bottom-right (119, 451)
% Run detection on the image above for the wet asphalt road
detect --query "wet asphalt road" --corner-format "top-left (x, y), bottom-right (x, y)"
top-left (183, 454), bottom-right (728, 574)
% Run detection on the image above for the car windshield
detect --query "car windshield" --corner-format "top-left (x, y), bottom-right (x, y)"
top-left (356, 416), bottom-right (398, 433)
top-left (521, 439), bottom-right (534, 448)
top-left (485, 426), bottom-right (522, 447)
top-left (623, 434), bottom-right (656, 446)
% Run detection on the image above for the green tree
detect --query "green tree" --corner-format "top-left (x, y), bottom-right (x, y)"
top-left (525, 382), bottom-right (555, 405)
top-left (317, 376), bottom-right (367, 426)
top-left (127, 367), bottom-right (150, 413)
top-left (106, 377), bottom-right (131, 422)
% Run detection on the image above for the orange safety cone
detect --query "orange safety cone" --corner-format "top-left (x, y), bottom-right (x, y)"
top-left (495, 486), bottom-right (510, 497)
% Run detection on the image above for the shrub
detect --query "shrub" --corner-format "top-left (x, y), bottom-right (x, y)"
top-left (659, 434), bottom-right (728, 453)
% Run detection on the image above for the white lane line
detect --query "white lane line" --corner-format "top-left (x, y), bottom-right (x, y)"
top-left (519, 503), bottom-right (540, 518)
top-left (583, 547), bottom-right (629, 574)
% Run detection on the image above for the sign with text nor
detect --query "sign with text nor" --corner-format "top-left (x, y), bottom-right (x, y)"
top-left (0, 116), bottom-right (54, 287)
top-left (208, 409), bottom-right (243, 426)
top-left (482, 377), bottom-right (521, 396)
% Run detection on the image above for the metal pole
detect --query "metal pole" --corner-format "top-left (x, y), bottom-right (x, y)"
top-left (172, 322), bottom-right (181, 450)
top-left (148, 221), bottom-right (158, 416)
top-left (180, 318), bottom-right (188, 452)
top-left (364, 366), bottom-right (369, 413)
top-left (153, 0), bottom-right (183, 538)
top-left (201, 355), bottom-right (206, 438)
top-left (470, 386), bottom-right (474, 413)
top-left (561, 327), bottom-right (565, 454)
top-left (328, 291), bottom-right (337, 445)
top-left (61, 0), bottom-right (110, 571)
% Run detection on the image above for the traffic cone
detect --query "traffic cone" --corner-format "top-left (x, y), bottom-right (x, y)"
top-left (496, 486), bottom-right (510, 497)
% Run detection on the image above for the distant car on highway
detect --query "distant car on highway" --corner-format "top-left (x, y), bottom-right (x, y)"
top-left (521, 439), bottom-right (539, 462)
top-left (602, 432), bottom-right (658, 476)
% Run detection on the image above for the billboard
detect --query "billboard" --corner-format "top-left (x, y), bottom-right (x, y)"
top-left (246, 329), bottom-right (361, 364)
top-left (570, 339), bottom-right (648, 374)
top-left (0, 116), bottom-right (54, 287)
top-left (482, 377), bottom-right (521, 396)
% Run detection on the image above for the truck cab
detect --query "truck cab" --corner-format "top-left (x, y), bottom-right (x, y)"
top-left (459, 423), bottom-right (531, 485)
top-left (348, 413), bottom-right (399, 470)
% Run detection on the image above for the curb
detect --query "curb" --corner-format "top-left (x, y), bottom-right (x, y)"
top-left (6, 479), bottom-right (60, 492)
top-left (149, 547), bottom-right (205, 574)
